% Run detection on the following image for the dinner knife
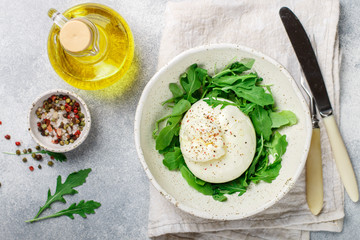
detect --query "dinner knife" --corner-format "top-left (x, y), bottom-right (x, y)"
top-left (279, 7), bottom-right (359, 202)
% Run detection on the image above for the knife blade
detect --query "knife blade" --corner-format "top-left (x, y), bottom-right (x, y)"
top-left (279, 7), bottom-right (359, 202)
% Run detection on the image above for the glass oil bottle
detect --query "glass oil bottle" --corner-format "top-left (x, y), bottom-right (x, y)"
top-left (47, 3), bottom-right (135, 90)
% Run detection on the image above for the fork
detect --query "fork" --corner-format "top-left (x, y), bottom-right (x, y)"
top-left (300, 37), bottom-right (323, 215)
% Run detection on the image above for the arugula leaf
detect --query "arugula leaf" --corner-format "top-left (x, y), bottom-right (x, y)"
top-left (270, 110), bottom-right (297, 128)
top-left (233, 86), bottom-right (274, 107)
top-left (240, 102), bottom-right (256, 115)
top-left (212, 73), bottom-right (274, 107)
top-left (213, 175), bottom-right (248, 196)
top-left (180, 165), bottom-right (213, 195)
top-left (162, 83), bottom-right (186, 105)
top-left (153, 115), bottom-right (171, 139)
top-left (195, 67), bottom-right (208, 86)
top-left (228, 59), bottom-right (255, 73)
top-left (153, 100), bottom-right (190, 138)
top-left (267, 132), bottom-right (288, 158)
top-left (213, 59), bottom-right (255, 79)
top-left (169, 116), bottom-right (182, 137)
top-left (255, 155), bottom-right (267, 173)
top-left (158, 137), bottom-right (180, 154)
top-left (246, 135), bottom-right (264, 177)
top-left (180, 64), bottom-right (202, 103)
top-left (194, 177), bottom-right (207, 186)
top-left (212, 73), bottom-right (257, 87)
top-left (39, 150), bottom-right (67, 162)
top-left (163, 147), bottom-right (185, 170)
top-left (250, 157), bottom-right (282, 183)
top-left (155, 118), bottom-right (181, 150)
top-left (169, 83), bottom-right (184, 98)
top-left (250, 133), bottom-right (288, 183)
top-left (26, 200), bottom-right (101, 223)
top-left (171, 99), bottom-right (191, 116)
top-left (205, 89), bottom-right (222, 99)
top-left (238, 77), bottom-right (259, 89)
top-left (250, 105), bottom-right (273, 141)
top-left (212, 193), bottom-right (227, 202)
top-left (34, 168), bottom-right (92, 218)
top-left (203, 97), bottom-right (238, 109)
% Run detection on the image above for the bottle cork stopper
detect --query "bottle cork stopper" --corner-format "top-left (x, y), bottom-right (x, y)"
top-left (59, 20), bottom-right (92, 53)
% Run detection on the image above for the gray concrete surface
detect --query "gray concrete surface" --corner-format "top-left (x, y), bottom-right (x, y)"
top-left (0, 0), bottom-right (358, 239)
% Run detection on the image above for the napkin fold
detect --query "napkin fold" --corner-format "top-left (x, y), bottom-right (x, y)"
top-left (149, 0), bottom-right (344, 239)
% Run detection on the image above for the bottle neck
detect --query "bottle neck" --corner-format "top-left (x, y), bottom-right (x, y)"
top-left (48, 8), bottom-right (68, 28)
top-left (48, 8), bottom-right (100, 57)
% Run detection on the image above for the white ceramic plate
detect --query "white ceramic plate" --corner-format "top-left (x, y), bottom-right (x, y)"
top-left (28, 89), bottom-right (91, 153)
top-left (135, 44), bottom-right (312, 220)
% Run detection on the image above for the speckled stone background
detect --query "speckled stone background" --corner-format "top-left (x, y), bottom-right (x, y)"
top-left (0, 0), bottom-right (359, 239)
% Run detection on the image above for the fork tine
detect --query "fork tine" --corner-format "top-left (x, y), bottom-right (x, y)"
top-left (300, 34), bottom-right (318, 118)
top-left (300, 72), bottom-right (311, 99)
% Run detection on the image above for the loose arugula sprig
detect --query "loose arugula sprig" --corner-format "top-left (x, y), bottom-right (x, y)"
top-left (34, 168), bottom-right (91, 218)
top-left (3, 150), bottom-right (67, 162)
top-left (26, 168), bottom-right (101, 223)
top-left (153, 59), bottom-right (297, 202)
top-left (26, 200), bottom-right (101, 223)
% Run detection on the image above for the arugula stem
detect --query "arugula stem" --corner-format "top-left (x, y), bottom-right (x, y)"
top-left (35, 203), bottom-right (50, 218)
top-left (26, 213), bottom-right (59, 223)
top-left (212, 69), bottom-right (232, 79)
top-left (27, 209), bottom-right (72, 223)
top-left (156, 115), bottom-right (171, 124)
top-left (201, 89), bottom-right (208, 99)
top-left (153, 114), bottom-right (171, 138)
top-left (27, 201), bottom-right (100, 223)
top-left (3, 151), bottom-right (43, 156)
top-left (2, 152), bottom-right (17, 155)
top-left (3, 150), bottom-right (66, 162)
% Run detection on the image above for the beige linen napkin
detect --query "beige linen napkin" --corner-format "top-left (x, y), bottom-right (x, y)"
top-left (149, 0), bottom-right (343, 239)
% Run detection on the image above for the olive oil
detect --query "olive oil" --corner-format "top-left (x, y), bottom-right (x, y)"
top-left (48, 3), bottom-right (134, 90)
